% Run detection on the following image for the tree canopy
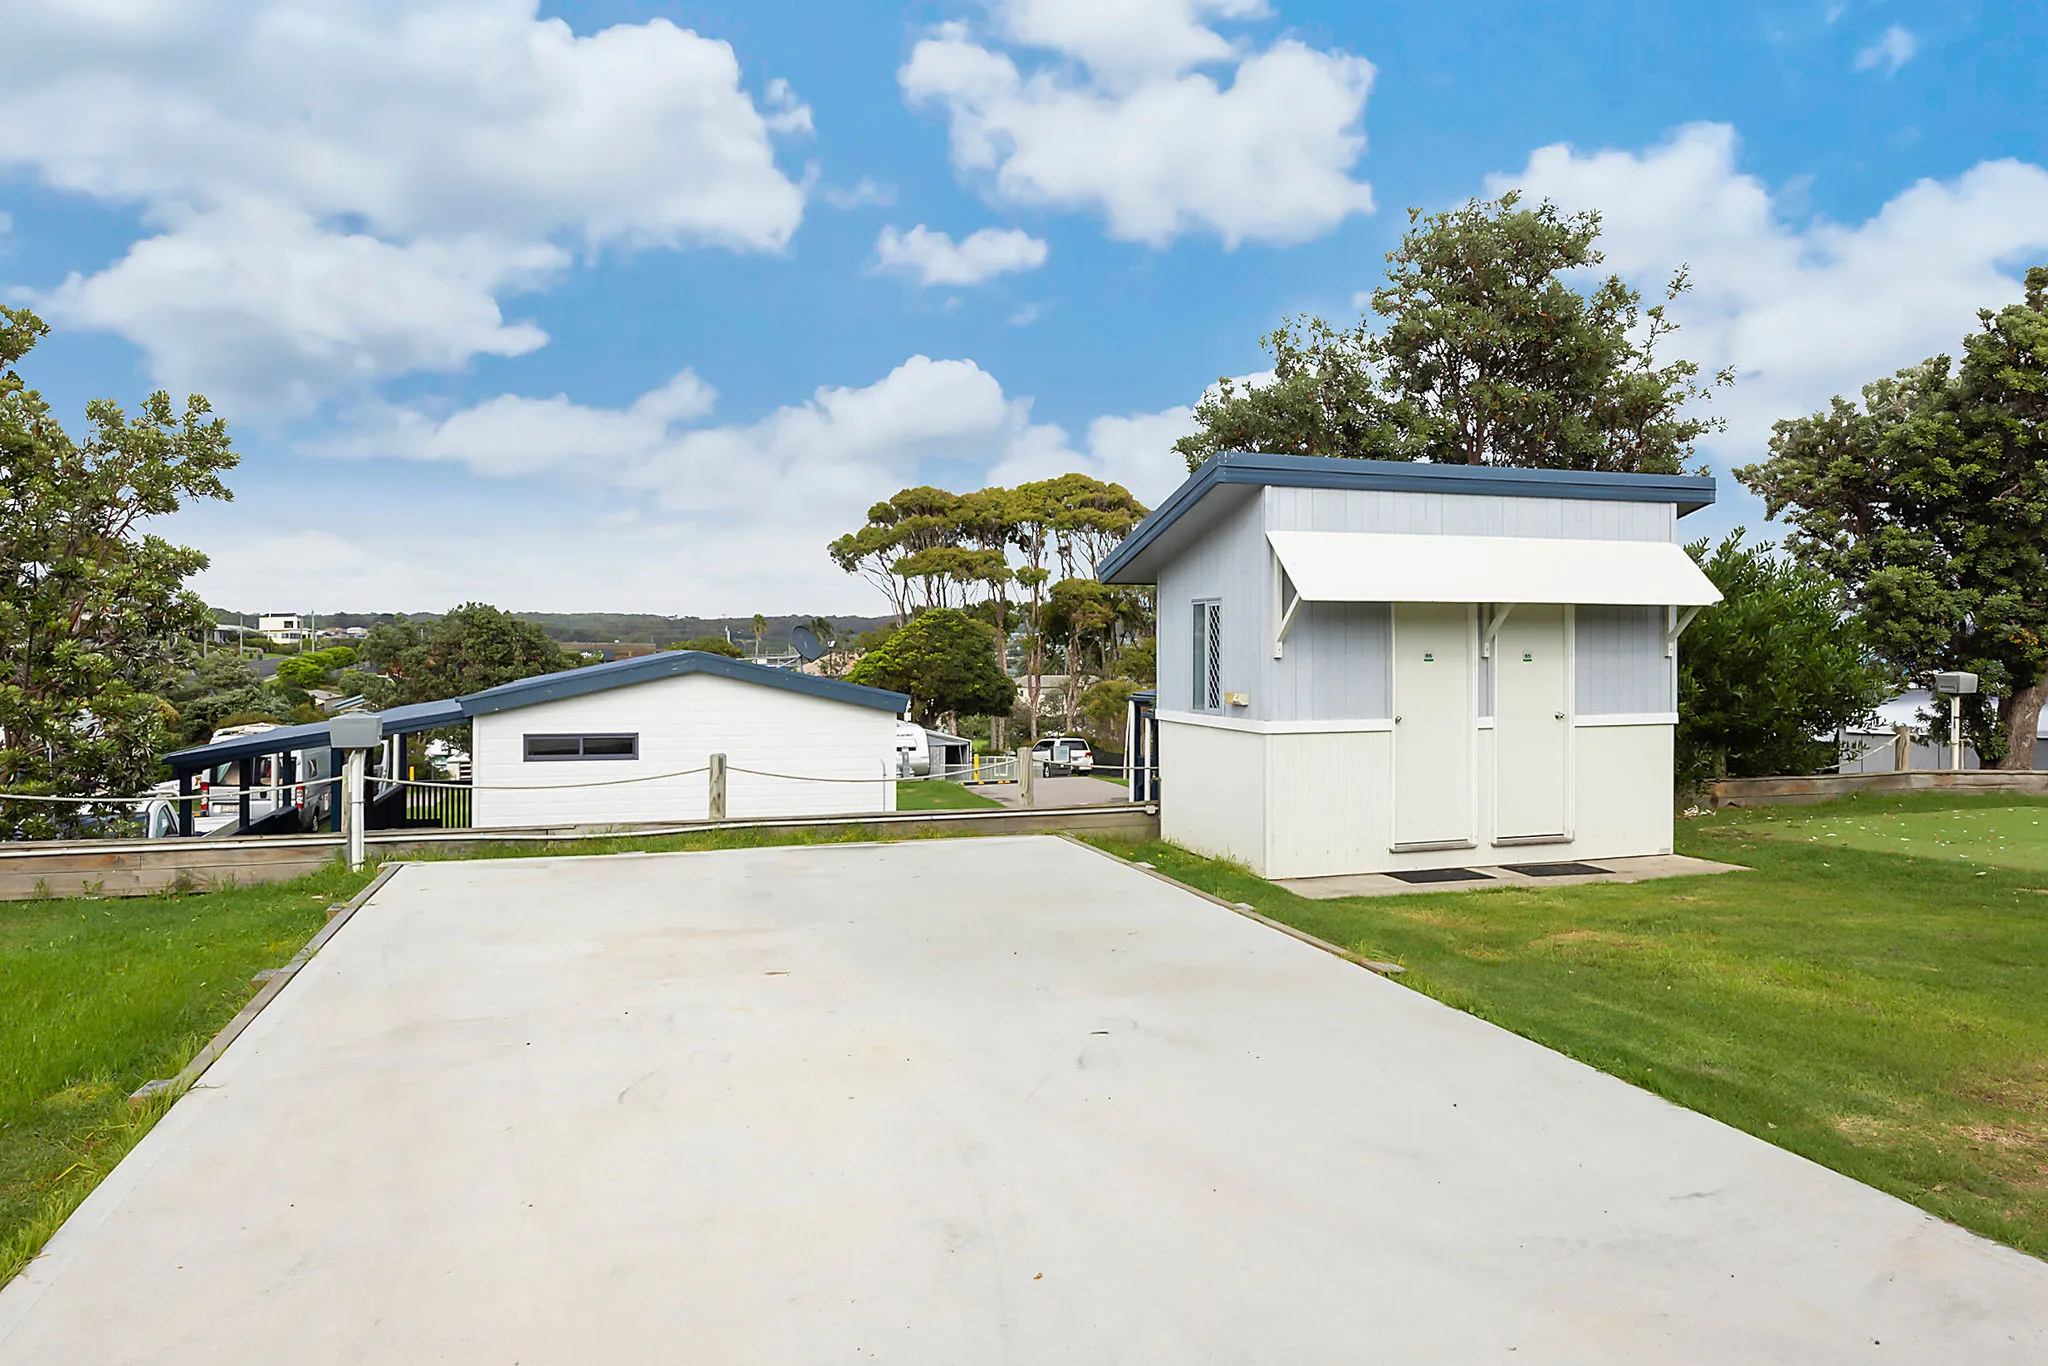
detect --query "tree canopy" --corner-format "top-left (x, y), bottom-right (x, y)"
top-left (1737, 266), bottom-right (2048, 766)
top-left (357, 604), bottom-right (573, 706)
top-left (1175, 192), bottom-right (1729, 474)
top-left (1, 306), bottom-right (238, 836)
top-left (844, 608), bottom-right (1017, 727)
top-left (1675, 532), bottom-right (1892, 785)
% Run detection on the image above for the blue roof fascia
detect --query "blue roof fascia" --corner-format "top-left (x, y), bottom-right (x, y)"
top-left (1096, 451), bottom-right (1718, 583)
top-left (457, 650), bottom-right (909, 718)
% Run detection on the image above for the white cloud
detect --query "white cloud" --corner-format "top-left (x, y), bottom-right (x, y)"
top-left (266, 356), bottom-right (1199, 610)
top-left (1854, 24), bottom-right (1917, 73)
top-left (821, 177), bottom-right (897, 210)
top-left (1491, 123), bottom-right (2048, 461)
top-left (994, 0), bottom-right (1271, 83)
top-left (0, 1), bottom-right (809, 411)
top-left (900, 11), bottom-right (1374, 247)
top-left (44, 203), bottom-right (563, 413)
top-left (873, 224), bottom-right (1049, 286)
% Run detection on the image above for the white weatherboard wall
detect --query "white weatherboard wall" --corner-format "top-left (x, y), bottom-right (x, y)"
top-left (1151, 483), bottom-right (1686, 879)
top-left (469, 672), bottom-right (897, 829)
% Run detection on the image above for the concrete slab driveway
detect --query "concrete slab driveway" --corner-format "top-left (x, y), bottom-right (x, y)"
top-left (3, 836), bottom-right (2045, 1363)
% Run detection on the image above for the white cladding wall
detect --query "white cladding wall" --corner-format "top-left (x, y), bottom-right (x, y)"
top-left (470, 672), bottom-right (897, 829)
top-left (1159, 717), bottom-right (1675, 878)
top-left (1156, 720), bottom-right (1266, 869)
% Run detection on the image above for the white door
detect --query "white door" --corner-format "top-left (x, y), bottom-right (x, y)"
top-left (1494, 605), bottom-right (1572, 842)
top-left (1392, 603), bottom-right (1475, 850)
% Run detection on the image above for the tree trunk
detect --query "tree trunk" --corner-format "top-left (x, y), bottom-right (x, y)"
top-left (1995, 667), bottom-right (2048, 770)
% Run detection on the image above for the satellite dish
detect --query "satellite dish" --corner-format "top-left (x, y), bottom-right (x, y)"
top-left (790, 625), bottom-right (825, 662)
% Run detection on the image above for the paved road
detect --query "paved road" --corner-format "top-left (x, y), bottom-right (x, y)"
top-left (4, 836), bottom-right (2044, 1362)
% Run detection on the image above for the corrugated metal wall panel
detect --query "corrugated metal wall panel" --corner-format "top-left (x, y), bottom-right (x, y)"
top-left (1156, 493), bottom-right (1269, 718)
top-left (1265, 485), bottom-right (1674, 542)
top-left (1574, 605), bottom-right (1671, 715)
top-left (1270, 601), bottom-right (1391, 721)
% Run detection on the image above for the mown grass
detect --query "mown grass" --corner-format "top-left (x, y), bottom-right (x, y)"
top-left (1087, 791), bottom-right (2048, 1261)
top-left (0, 864), bottom-right (376, 1285)
top-left (895, 779), bottom-right (1004, 811)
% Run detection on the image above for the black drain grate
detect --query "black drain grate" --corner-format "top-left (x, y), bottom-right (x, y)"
top-left (1502, 862), bottom-right (1609, 877)
top-left (1387, 867), bottom-right (1492, 884)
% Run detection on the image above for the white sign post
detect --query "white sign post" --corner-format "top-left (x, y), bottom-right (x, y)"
top-left (1933, 672), bottom-right (1979, 773)
top-left (329, 712), bottom-right (383, 871)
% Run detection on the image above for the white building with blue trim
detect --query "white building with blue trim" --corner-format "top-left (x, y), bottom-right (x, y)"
top-left (163, 653), bottom-right (909, 834)
top-left (1097, 453), bottom-right (1722, 879)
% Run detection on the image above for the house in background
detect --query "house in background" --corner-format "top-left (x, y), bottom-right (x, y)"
top-left (163, 652), bottom-right (909, 834)
top-left (462, 652), bottom-right (904, 827)
top-left (1097, 452), bottom-right (1721, 880)
top-left (258, 613), bottom-right (311, 645)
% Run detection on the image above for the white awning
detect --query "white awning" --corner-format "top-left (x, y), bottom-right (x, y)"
top-left (1266, 530), bottom-right (1722, 607)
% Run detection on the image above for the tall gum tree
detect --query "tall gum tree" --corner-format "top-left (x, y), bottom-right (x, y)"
top-left (1739, 266), bottom-right (2048, 767)
top-left (0, 307), bottom-right (238, 837)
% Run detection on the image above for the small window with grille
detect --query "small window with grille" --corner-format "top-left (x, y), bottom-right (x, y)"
top-left (1191, 600), bottom-right (1222, 711)
top-left (523, 733), bottom-right (639, 761)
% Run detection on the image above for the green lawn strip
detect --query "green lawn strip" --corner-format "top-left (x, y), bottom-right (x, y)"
top-left (0, 863), bottom-right (377, 1285)
top-left (1085, 809), bottom-right (2048, 1260)
top-left (1721, 790), bottom-right (2048, 872)
top-left (894, 779), bottom-right (1003, 811)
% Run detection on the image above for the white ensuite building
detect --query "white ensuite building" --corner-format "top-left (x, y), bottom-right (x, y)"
top-left (1097, 452), bottom-right (1722, 880)
top-left (462, 652), bottom-right (907, 828)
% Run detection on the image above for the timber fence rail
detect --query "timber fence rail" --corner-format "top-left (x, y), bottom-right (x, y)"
top-left (0, 801), bottom-right (1160, 901)
top-left (1702, 768), bottom-right (2048, 808)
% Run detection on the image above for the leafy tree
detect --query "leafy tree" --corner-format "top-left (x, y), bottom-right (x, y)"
top-left (0, 306), bottom-right (237, 836)
top-left (1079, 676), bottom-right (1140, 748)
top-left (357, 604), bottom-right (571, 705)
top-left (274, 653), bottom-right (331, 690)
top-left (1115, 639), bottom-right (1157, 686)
top-left (1675, 532), bottom-right (1893, 785)
top-left (845, 608), bottom-right (1016, 728)
top-left (1737, 266), bottom-right (2048, 766)
top-left (1173, 316), bottom-right (1402, 468)
top-left (672, 635), bottom-right (744, 658)
top-left (749, 612), bottom-right (767, 658)
top-left (1175, 192), bottom-right (1728, 474)
top-left (1043, 578), bottom-right (1121, 733)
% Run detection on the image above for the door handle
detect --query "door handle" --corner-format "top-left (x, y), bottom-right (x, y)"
top-left (1554, 712), bottom-right (1565, 720)
top-left (1394, 715), bottom-right (1402, 724)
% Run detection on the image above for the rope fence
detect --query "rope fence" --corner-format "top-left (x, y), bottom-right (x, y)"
top-left (1, 776), bottom-right (341, 805)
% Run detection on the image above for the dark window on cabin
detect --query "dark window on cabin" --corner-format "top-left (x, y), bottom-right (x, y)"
top-left (523, 733), bottom-right (639, 761)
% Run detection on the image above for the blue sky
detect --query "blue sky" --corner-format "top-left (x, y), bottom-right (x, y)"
top-left (2, 1), bottom-right (2044, 615)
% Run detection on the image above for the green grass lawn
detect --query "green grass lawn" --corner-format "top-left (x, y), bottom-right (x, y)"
top-left (1088, 791), bottom-right (2048, 1261)
top-left (0, 865), bottom-right (376, 1283)
top-left (895, 779), bottom-right (1003, 811)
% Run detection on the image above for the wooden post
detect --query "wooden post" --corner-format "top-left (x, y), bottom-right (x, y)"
top-left (1016, 747), bottom-right (1034, 808)
top-left (708, 752), bottom-right (727, 820)
top-left (1894, 724), bottom-right (1910, 773)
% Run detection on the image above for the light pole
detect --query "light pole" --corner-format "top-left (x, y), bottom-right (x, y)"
top-left (330, 712), bottom-right (383, 871)
top-left (1933, 672), bottom-right (1979, 772)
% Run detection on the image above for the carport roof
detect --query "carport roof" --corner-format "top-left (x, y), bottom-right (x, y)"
top-left (164, 698), bottom-right (467, 773)
top-left (164, 653), bottom-right (907, 774)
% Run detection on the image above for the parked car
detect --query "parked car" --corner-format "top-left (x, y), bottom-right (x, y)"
top-left (1032, 735), bottom-right (1093, 775)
